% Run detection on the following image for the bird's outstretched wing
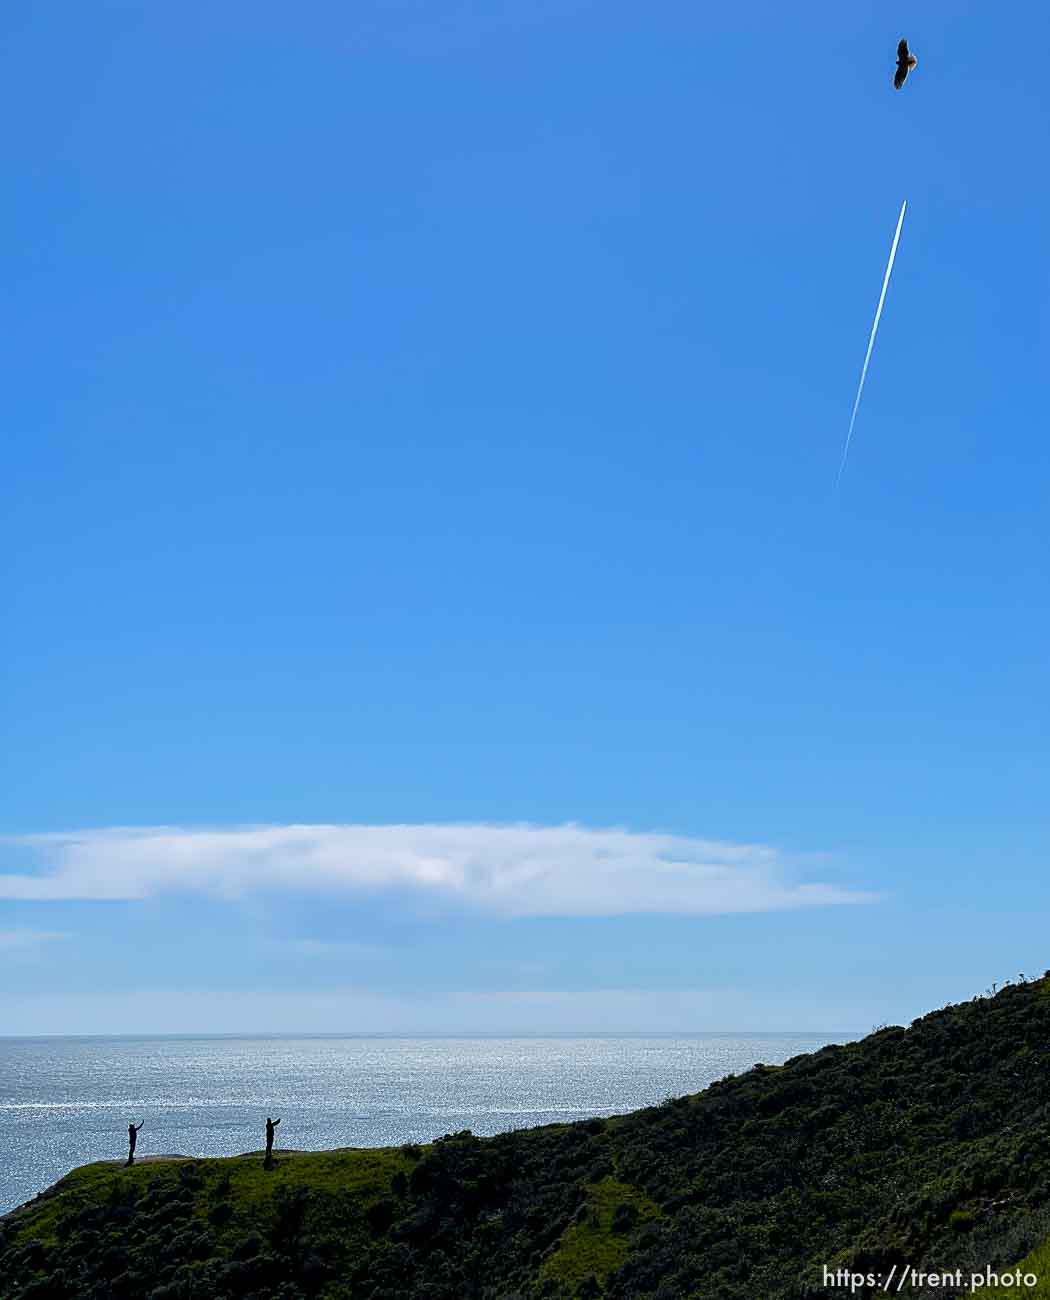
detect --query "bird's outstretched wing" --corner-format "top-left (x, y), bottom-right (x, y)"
top-left (894, 38), bottom-right (917, 89)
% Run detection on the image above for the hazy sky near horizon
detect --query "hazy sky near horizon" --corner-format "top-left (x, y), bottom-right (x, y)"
top-left (3, 0), bottom-right (1048, 1035)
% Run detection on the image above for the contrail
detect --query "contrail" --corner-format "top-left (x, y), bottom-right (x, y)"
top-left (836, 199), bottom-right (907, 486)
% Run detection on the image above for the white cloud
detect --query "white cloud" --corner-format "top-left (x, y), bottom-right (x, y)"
top-left (0, 823), bottom-right (877, 917)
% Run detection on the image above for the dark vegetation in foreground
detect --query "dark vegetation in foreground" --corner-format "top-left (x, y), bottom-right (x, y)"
top-left (5, 976), bottom-right (1050, 1299)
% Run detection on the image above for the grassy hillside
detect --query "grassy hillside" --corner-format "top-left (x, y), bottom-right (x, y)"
top-left (5, 975), bottom-right (1050, 1299)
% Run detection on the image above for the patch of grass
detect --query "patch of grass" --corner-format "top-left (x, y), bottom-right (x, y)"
top-left (541, 1176), bottom-right (660, 1292)
top-left (6, 1160), bottom-right (189, 1247)
top-left (986, 1234), bottom-right (1050, 1297)
top-left (1, 1147), bottom-right (430, 1300)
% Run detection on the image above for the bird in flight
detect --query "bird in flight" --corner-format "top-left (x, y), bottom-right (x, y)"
top-left (894, 38), bottom-right (918, 90)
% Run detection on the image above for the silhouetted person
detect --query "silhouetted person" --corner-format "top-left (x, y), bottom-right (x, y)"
top-left (264, 1116), bottom-right (281, 1169)
top-left (126, 1121), bottom-right (143, 1167)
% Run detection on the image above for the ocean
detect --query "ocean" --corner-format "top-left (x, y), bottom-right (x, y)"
top-left (1, 1032), bottom-right (852, 1214)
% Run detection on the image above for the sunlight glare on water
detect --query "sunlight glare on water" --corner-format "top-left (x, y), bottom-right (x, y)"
top-left (1, 1033), bottom-right (851, 1213)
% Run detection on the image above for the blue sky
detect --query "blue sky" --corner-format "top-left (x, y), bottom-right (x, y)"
top-left (2, 0), bottom-right (1048, 1034)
